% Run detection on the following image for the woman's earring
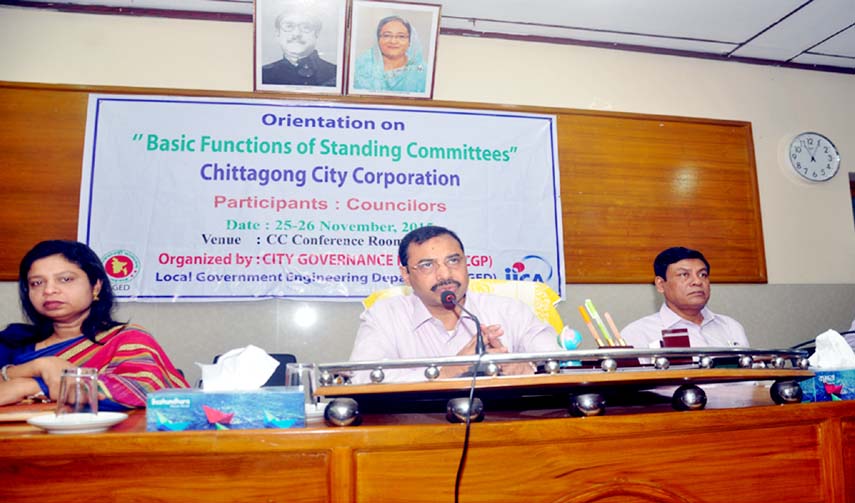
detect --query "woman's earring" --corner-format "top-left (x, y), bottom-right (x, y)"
top-left (93, 293), bottom-right (100, 301)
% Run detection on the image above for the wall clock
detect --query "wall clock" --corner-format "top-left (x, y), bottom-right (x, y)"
top-left (788, 132), bottom-right (840, 182)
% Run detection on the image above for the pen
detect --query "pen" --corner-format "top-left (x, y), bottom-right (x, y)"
top-left (578, 305), bottom-right (605, 347)
top-left (604, 312), bottom-right (628, 347)
top-left (584, 299), bottom-right (615, 347)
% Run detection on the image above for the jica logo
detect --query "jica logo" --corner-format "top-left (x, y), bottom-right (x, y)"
top-left (504, 255), bottom-right (553, 283)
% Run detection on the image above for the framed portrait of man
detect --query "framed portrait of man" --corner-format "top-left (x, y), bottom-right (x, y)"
top-left (254, 0), bottom-right (348, 94)
top-left (347, 1), bottom-right (441, 99)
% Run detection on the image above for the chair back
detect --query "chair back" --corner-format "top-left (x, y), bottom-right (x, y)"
top-left (362, 279), bottom-right (565, 334)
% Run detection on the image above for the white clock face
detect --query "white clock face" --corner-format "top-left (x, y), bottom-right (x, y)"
top-left (788, 132), bottom-right (841, 182)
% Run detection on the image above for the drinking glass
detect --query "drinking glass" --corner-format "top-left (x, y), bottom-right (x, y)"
top-left (285, 363), bottom-right (318, 406)
top-left (285, 363), bottom-right (325, 420)
top-left (55, 367), bottom-right (99, 416)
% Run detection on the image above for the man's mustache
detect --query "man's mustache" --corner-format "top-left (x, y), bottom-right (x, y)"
top-left (286, 34), bottom-right (307, 43)
top-left (431, 280), bottom-right (461, 292)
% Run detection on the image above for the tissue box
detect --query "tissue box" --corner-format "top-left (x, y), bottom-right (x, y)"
top-left (146, 386), bottom-right (306, 431)
top-left (798, 368), bottom-right (855, 403)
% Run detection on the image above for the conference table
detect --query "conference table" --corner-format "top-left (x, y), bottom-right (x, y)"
top-left (1, 377), bottom-right (852, 503)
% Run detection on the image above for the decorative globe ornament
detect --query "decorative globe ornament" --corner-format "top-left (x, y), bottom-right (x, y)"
top-left (771, 380), bottom-right (804, 405)
top-left (544, 359), bottom-right (560, 374)
top-left (369, 368), bottom-right (385, 383)
top-left (324, 398), bottom-right (362, 427)
top-left (559, 328), bottom-right (583, 350)
top-left (446, 397), bottom-right (485, 423)
top-left (797, 357), bottom-right (810, 370)
top-left (770, 356), bottom-right (786, 369)
top-left (654, 356), bottom-right (670, 370)
top-left (738, 355), bottom-right (753, 368)
top-left (600, 358), bottom-right (618, 373)
top-left (569, 393), bottom-right (605, 417)
top-left (671, 384), bottom-right (707, 411)
top-left (699, 356), bottom-right (714, 369)
top-left (424, 365), bottom-right (440, 380)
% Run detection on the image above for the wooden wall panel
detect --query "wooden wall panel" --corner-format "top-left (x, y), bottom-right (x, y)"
top-left (560, 112), bottom-right (765, 283)
top-left (0, 82), bottom-right (766, 283)
top-left (0, 85), bottom-right (88, 280)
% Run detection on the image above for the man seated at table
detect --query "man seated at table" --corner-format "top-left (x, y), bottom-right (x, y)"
top-left (348, 225), bottom-right (561, 383)
top-left (621, 246), bottom-right (749, 350)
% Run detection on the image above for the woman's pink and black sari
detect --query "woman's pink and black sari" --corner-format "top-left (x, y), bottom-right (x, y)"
top-left (4, 324), bottom-right (188, 410)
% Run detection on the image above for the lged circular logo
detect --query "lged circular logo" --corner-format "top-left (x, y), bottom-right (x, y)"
top-left (102, 250), bottom-right (140, 283)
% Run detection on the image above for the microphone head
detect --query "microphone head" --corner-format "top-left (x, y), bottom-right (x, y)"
top-left (440, 290), bottom-right (456, 309)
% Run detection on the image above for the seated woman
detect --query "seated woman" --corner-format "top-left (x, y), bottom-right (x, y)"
top-left (353, 15), bottom-right (427, 93)
top-left (0, 240), bottom-right (188, 409)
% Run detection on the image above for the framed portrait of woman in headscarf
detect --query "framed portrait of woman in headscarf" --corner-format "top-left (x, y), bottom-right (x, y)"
top-left (254, 0), bottom-right (348, 94)
top-left (347, 1), bottom-right (441, 98)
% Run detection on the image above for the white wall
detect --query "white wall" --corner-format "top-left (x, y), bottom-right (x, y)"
top-left (1, 7), bottom-right (853, 384)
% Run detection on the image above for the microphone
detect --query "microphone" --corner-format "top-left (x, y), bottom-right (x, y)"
top-left (441, 290), bottom-right (486, 356)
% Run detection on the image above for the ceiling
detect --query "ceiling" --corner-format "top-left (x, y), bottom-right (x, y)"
top-left (7, 0), bottom-right (855, 73)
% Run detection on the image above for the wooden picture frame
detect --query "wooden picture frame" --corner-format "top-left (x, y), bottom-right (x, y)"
top-left (254, 0), bottom-right (348, 94)
top-left (347, 0), bottom-right (441, 98)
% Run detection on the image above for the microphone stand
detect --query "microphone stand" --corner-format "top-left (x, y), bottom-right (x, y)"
top-left (444, 289), bottom-right (487, 503)
top-left (441, 291), bottom-right (486, 375)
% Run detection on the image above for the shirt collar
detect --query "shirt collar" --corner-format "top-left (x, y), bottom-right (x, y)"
top-left (659, 303), bottom-right (716, 328)
top-left (408, 291), bottom-right (481, 332)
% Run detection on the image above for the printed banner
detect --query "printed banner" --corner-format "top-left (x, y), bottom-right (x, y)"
top-left (78, 94), bottom-right (564, 301)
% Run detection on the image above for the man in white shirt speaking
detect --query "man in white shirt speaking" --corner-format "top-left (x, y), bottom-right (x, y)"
top-left (348, 225), bottom-right (560, 383)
